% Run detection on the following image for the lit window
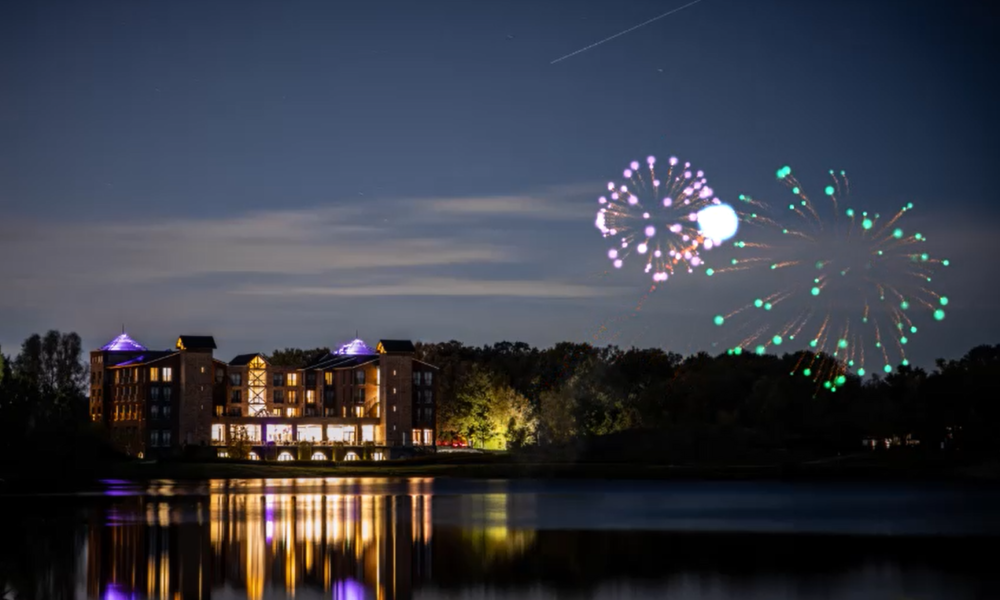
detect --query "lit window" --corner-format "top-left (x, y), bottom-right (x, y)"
top-left (277, 452), bottom-right (294, 462)
top-left (287, 390), bottom-right (298, 403)
top-left (150, 368), bottom-right (159, 382)
top-left (248, 452), bottom-right (260, 461)
top-left (162, 368), bottom-right (173, 382)
top-left (354, 406), bottom-right (364, 418)
top-left (217, 449), bottom-right (229, 458)
top-left (311, 452), bottom-right (327, 461)
top-left (413, 429), bottom-right (421, 445)
top-left (286, 407), bottom-right (297, 417)
top-left (344, 452), bottom-right (359, 462)
top-left (200, 366), bottom-right (206, 374)
top-left (393, 387), bottom-right (397, 395)
top-left (373, 452), bottom-right (384, 461)
top-left (287, 373), bottom-right (298, 386)
top-left (306, 390), bottom-right (315, 404)
top-left (361, 425), bottom-right (374, 442)
top-left (424, 429), bottom-right (433, 445)
top-left (324, 372), bottom-right (333, 386)
top-left (392, 369), bottom-right (397, 376)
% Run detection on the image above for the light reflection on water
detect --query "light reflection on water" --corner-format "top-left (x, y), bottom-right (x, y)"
top-left (0, 478), bottom-right (996, 600)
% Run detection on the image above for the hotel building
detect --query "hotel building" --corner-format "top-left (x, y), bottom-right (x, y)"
top-left (88, 333), bottom-right (437, 460)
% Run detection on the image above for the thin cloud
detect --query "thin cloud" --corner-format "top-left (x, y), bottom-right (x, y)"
top-left (235, 278), bottom-right (623, 298)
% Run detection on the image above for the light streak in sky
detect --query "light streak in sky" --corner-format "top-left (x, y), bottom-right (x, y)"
top-left (550, 0), bottom-right (707, 65)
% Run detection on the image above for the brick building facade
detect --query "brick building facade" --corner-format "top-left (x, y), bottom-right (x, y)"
top-left (89, 333), bottom-right (437, 460)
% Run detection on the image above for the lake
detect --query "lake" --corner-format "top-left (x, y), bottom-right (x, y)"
top-left (1, 478), bottom-right (997, 599)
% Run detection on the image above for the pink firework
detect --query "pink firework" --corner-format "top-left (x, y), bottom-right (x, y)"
top-left (595, 155), bottom-right (722, 283)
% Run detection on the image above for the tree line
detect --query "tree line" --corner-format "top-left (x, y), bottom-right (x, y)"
top-left (2, 331), bottom-right (997, 469)
top-left (416, 341), bottom-right (1000, 455)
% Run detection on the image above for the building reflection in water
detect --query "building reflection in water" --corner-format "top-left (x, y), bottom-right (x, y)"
top-left (83, 478), bottom-right (533, 600)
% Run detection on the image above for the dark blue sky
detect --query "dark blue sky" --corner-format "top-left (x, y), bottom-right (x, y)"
top-left (1, 0), bottom-right (997, 366)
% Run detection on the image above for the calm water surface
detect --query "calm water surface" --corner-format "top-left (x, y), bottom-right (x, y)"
top-left (1, 478), bottom-right (997, 600)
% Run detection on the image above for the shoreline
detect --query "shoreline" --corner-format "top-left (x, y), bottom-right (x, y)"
top-left (3, 452), bottom-right (999, 493)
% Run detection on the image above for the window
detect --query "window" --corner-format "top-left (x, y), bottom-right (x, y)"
top-left (273, 389), bottom-right (285, 404)
top-left (151, 405), bottom-right (160, 418)
top-left (361, 425), bottom-right (374, 443)
top-left (413, 372), bottom-right (421, 385)
top-left (163, 387), bottom-right (172, 401)
top-left (230, 373), bottom-right (242, 386)
top-left (354, 405), bottom-right (364, 418)
top-left (272, 373), bottom-right (284, 387)
top-left (214, 405), bottom-right (223, 417)
top-left (231, 389), bottom-right (242, 403)
top-left (162, 368), bottom-right (173, 382)
top-left (161, 430), bottom-right (171, 446)
top-left (306, 390), bottom-right (315, 404)
top-left (200, 366), bottom-right (206, 374)
top-left (424, 372), bottom-right (433, 386)
top-left (392, 387), bottom-right (397, 395)
top-left (287, 390), bottom-right (298, 404)
top-left (311, 452), bottom-right (327, 461)
top-left (392, 369), bottom-right (397, 376)
top-left (287, 373), bottom-right (299, 386)
top-left (248, 452), bottom-right (260, 461)
top-left (150, 367), bottom-right (160, 382)
top-left (355, 388), bottom-right (365, 403)
top-left (306, 372), bottom-right (316, 387)
top-left (150, 431), bottom-right (160, 447)
top-left (413, 429), bottom-right (422, 445)
top-left (373, 451), bottom-right (385, 461)
top-left (163, 405), bottom-right (171, 418)
top-left (277, 452), bottom-right (294, 462)
top-left (323, 389), bottom-right (335, 404)
top-left (355, 370), bottom-right (365, 385)
top-left (150, 387), bottom-right (161, 401)
top-left (344, 452), bottom-right (358, 462)
top-left (286, 407), bottom-right (298, 418)
top-left (215, 370), bottom-right (224, 383)
top-left (324, 372), bottom-right (333, 386)
top-left (423, 429), bottom-right (433, 445)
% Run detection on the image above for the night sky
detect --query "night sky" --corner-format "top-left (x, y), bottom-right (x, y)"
top-left (1, 0), bottom-right (997, 366)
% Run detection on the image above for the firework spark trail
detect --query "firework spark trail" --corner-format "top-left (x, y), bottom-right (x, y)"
top-left (550, 0), bottom-right (707, 64)
top-left (710, 165), bottom-right (952, 391)
top-left (596, 155), bottom-right (734, 283)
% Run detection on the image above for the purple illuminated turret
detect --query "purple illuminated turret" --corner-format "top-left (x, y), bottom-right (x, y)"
top-left (100, 333), bottom-right (147, 352)
top-left (335, 338), bottom-right (375, 356)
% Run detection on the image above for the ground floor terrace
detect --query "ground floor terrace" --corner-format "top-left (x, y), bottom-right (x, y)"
top-left (211, 417), bottom-right (436, 462)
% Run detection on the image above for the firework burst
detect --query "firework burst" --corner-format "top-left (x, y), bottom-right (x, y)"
top-left (709, 166), bottom-right (951, 391)
top-left (595, 155), bottom-right (734, 283)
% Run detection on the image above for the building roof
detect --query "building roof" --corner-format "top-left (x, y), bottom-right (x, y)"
top-left (229, 353), bottom-right (268, 366)
top-left (100, 333), bottom-right (148, 352)
top-left (377, 339), bottom-right (415, 354)
top-left (335, 338), bottom-right (377, 356)
top-left (176, 335), bottom-right (217, 350)
top-left (305, 353), bottom-right (380, 371)
top-left (107, 351), bottom-right (179, 368)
